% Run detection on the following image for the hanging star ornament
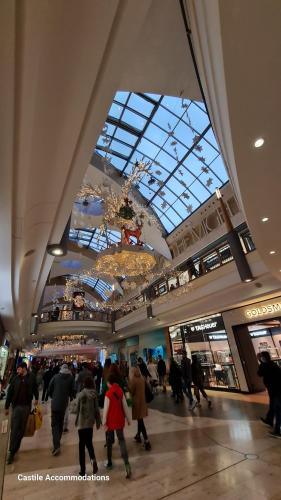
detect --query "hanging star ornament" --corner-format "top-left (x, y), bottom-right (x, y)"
top-left (186, 204), bottom-right (193, 213)
top-left (182, 192), bottom-right (190, 199)
top-left (206, 177), bottom-right (213, 187)
top-left (201, 166), bottom-right (209, 174)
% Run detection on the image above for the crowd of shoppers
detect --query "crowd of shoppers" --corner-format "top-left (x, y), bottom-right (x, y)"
top-left (4, 348), bottom-right (281, 477)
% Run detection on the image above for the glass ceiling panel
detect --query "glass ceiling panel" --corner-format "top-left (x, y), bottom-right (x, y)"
top-left (94, 91), bottom-right (229, 233)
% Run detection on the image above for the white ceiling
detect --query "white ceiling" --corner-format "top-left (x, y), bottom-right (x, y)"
top-left (188, 0), bottom-right (281, 282)
top-left (0, 0), bottom-right (200, 345)
top-left (1, 0), bottom-right (280, 348)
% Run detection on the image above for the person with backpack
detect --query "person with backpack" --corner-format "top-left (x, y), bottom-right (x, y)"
top-left (75, 376), bottom-right (101, 476)
top-left (102, 373), bottom-right (132, 478)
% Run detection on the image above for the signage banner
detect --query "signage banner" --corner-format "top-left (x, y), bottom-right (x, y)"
top-left (245, 302), bottom-right (281, 319)
top-left (181, 315), bottom-right (225, 340)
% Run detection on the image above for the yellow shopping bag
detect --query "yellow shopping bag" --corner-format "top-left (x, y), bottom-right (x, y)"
top-left (34, 405), bottom-right (43, 431)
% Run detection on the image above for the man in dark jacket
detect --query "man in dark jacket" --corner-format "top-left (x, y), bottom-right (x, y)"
top-left (181, 351), bottom-right (196, 410)
top-left (5, 362), bottom-right (38, 464)
top-left (41, 366), bottom-right (53, 403)
top-left (76, 362), bottom-right (93, 393)
top-left (157, 355), bottom-right (167, 392)
top-left (257, 351), bottom-right (281, 436)
top-left (48, 364), bottom-right (75, 455)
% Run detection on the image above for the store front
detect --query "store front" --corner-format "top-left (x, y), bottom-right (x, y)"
top-left (223, 296), bottom-right (281, 393)
top-left (169, 314), bottom-right (240, 391)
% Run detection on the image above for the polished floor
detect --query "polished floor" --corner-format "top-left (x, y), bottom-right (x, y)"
top-left (3, 390), bottom-right (281, 500)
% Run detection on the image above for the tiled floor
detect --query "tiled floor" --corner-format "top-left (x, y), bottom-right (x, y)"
top-left (3, 390), bottom-right (281, 500)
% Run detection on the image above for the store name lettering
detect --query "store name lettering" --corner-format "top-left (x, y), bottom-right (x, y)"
top-left (246, 303), bottom-right (281, 319)
top-left (190, 322), bottom-right (217, 332)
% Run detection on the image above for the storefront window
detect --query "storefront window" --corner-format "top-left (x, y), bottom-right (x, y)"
top-left (248, 321), bottom-right (281, 366)
top-left (169, 314), bottom-right (240, 390)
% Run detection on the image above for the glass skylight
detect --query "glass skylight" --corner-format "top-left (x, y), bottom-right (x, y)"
top-left (70, 274), bottom-right (112, 301)
top-left (95, 91), bottom-right (228, 233)
top-left (69, 228), bottom-right (121, 252)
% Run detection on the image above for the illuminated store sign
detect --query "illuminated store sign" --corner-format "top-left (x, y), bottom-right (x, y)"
top-left (180, 315), bottom-right (225, 338)
top-left (246, 302), bottom-right (281, 319)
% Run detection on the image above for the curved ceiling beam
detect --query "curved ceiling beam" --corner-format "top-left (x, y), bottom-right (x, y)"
top-left (187, 0), bottom-right (281, 282)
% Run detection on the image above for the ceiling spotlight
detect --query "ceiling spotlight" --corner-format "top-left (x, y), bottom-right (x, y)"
top-left (244, 279), bottom-right (253, 283)
top-left (254, 138), bottom-right (264, 148)
top-left (47, 244), bottom-right (66, 257)
top-left (32, 313), bottom-right (39, 318)
top-left (261, 217), bottom-right (269, 222)
top-left (270, 251), bottom-right (276, 255)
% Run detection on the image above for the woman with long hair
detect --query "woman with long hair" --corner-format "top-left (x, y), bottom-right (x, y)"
top-left (129, 367), bottom-right (151, 450)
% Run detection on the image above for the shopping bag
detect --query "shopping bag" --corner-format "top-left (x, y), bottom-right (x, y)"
top-left (34, 405), bottom-right (43, 430)
top-left (24, 413), bottom-right (36, 437)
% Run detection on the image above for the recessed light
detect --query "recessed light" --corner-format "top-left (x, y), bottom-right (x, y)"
top-left (254, 138), bottom-right (264, 148)
top-left (270, 251), bottom-right (276, 255)
top-left (261, 217), bottom-right (269, 222)
top-left (244, 279), bottom-right (253, 283)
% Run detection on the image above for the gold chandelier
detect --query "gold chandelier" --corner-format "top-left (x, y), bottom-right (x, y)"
top-left (95, 244), bottom-right (156, 277)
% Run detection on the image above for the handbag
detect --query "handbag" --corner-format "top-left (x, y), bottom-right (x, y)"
top-left (145, 381), bottom-right (154, 404)
top-left (24, 412), bottom-right (36, 437)
top-left (34, 405), bottom-right (43, 430)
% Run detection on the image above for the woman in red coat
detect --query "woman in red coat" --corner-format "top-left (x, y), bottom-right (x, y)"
top-left (102, 373), bottom-right (131, 478)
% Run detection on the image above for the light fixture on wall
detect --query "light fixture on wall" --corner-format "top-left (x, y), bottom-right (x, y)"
top-left (47, 216), bottom-right (71, 257)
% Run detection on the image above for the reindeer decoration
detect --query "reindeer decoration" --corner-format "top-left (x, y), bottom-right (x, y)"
top-left (121, 223), bottom-right (143, 246)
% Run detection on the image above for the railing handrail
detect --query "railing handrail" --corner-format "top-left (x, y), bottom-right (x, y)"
top-left (39, 309), bottom-right (111, 323)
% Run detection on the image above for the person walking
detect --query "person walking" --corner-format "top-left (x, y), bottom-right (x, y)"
top-left (169, 358), bottom-right (183, 403)
top-left (257, 351), bottom-right (281, 436)
top-left (76, 362), bottom-right (93, 393)
top-left (137, 357), bottom-right (151, 379)
top-left (157, 355), bottom-right (167, 392)
top-left (48, 364), bottom-right (75, 455)
top-left (75, 377), bottom-right (101, 476)
top-left (147, 358), bottom-right (159, 393)
top-left (102, 373), bottom-right (132, 478)
top-left (181, 351), bottom-right (196, 410)
top-left (95, 362), bottom-right (103, 394)
top-left (5, 362), bottom-right (39, 464)
top-left (129, 366), bottom-right (151, 450)
top-left (41, 365), bottom-right (53, 403)
top-left (191, 355), bottom-right (211, 407)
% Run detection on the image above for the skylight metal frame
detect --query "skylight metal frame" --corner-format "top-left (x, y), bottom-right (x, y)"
top-left (95, 91), bottom-right (228, 233)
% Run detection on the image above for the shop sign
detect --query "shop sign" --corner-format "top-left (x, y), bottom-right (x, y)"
top-left (181, 315), bottom-right (225, 336)
top-left (245, 302), bottom-right (281, 319)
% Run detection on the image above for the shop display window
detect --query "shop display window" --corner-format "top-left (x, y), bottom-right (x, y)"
top-left (169, 315), bottom-right (240, 390)
top-left (248, 322), bottom-right (281, 366)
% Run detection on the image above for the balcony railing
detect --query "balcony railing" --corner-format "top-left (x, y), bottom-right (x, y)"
top-left (40, 309), bottom-right (111, 323)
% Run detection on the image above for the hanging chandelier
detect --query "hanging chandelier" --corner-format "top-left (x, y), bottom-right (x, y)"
top-left (95, 244), bottom-right (156, 277)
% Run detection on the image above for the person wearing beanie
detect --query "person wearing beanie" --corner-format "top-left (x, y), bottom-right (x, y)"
top-left (5, 362), bottom-right (38, 464)
top-left (48, 363), bottom-right (75, 455)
